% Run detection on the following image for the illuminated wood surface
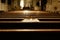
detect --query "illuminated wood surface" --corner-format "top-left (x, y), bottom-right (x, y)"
top-left (0, 29), bottom-right (60, 32)
top-left (0, 21), bottom-right (60, 23)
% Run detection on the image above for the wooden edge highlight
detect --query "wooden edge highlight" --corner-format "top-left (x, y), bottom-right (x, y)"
top-left (0, 21), bottom-right (60, 23)
top-left (0, 18), bottom-right (60, 19)
top-left (0, 29), bottom-right (60, 32)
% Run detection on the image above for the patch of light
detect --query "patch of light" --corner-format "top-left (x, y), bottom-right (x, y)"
top-left (21, 19), bottom-right (40, 22)
top-left (23, 10), bottom-right (29, 14)
top-left (20, 0), bottom-right (24, 9)
top-left (24, 10), bottom-right (29, 13)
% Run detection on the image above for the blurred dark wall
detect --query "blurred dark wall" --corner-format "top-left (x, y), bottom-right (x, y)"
top-left (1, 0), bottom-right (11, 5)
top-left (1, 0), bottom-right (5, 3)
top-left (41, 0), bottom-right (47, 11)
top-left (8, 0), bottom-right (11, 5)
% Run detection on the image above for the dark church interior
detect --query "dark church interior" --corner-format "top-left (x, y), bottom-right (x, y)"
top-left (0, 0), bottom-right (60, 32)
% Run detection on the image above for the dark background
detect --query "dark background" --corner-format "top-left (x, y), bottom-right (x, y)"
top-left (0, 23), bottom-right (60, 29)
